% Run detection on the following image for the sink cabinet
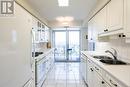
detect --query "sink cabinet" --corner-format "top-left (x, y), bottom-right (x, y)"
top-left (81, 53), bottom-right (124, 87)
top-left (94, 70), bottom-right (110, 87)
top-left (86, 58), bottom-right (110, 87)
top-left (105, 73), bottom-right (123, 87)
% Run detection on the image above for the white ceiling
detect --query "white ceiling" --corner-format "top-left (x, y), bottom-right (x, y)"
top-left (26, 0), bottom-right (97, 22)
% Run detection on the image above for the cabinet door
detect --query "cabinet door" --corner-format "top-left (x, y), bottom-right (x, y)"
top-left (96, 6), bottom-right (107, 34)
top-left (40, 29), bottom-right (45, 42)
top-left (87, 59), bottom-right (94, 87)
top-left (88, 20), bottom-right (93, 41)
top-left (94, 71), bottom-right (102, 87)
top-left (32, 19), bottom-right (40, 43)
top-left (107, 0), bottom-right (124, 31)
top-left (45, 26), bottom-right (49, 42)
top-left (80, 57), bottom-right (84, 78)
top-left (94, 71), bottom-right (110, 87)
top-left (83, 58), bottom-right (87, 82)
top-left (88, 17), bottom-right (98, 41)
top-left (80, 57), bottom-right (86, 81)
top-left (125, 0), bottom-right (130, 39)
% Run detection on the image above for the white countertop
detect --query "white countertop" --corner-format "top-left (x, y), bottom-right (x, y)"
top-left (34, 48), bottom-right (54, 61)
top-left (81, 51), bottom-right (130, 87)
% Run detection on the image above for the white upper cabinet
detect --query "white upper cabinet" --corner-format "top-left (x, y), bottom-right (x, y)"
top-left (32, 18), bottom-right (40, 43)
top-left (94, 0), bottom-right (124, 37)
top-left (93, 0), bottom-right (130, 42)
top-left (107, 0), bottom-right (124, 31)
top-left (88, 16), bottom-right (98, 42)
top-left (95, 6), bottom-right (107, 34)
top-left (88, 19), bottom-right (93, 41)
top-left (44, 26), bottom-right (50, 42)
top-left (32, 17), bottom-right (49, 43)
top-left (40, 24), bottom-right (45, 42)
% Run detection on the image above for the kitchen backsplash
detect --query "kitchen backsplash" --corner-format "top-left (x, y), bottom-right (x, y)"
top-left (95, 37), bottom-right (130, 63)
top-left (33, 43), bottom-right (47, 52)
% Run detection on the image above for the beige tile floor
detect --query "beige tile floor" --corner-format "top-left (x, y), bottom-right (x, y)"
top-left (42, 62), bottom-right (87, 87)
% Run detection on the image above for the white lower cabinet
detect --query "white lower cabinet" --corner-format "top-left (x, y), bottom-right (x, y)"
top-left (84, 57), bottom-right (124, 87)
top-left (86, 59), bottom-right (111, 87)
top-left (87, 59), bottom-right (94, 87)
top-left (35, 50), bottom-right (54, 87)
top-left (80, 54), bottom-right (87, 83)
top-left (94, 70), bottom-right (111, 87)
top-left (105, 73), bottom-right (123, 87)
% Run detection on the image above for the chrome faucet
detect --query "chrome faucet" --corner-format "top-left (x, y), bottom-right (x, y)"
top-left (105, 48), bottom-right (117, 60)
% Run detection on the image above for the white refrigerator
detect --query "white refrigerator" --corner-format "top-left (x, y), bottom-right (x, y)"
top-left (0, 3), bottom-right (34, 87)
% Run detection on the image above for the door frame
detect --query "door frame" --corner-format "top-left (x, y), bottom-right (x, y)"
top-left (53, 28), bottom-right (81, 62)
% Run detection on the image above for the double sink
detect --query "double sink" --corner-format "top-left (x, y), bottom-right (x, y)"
top-left (92, 55), bottom-right (128, 65)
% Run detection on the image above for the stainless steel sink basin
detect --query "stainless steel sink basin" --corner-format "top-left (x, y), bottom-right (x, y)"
top-left (100, 59), bottom-right (127, 65)
top-left (93, 55), bottom-right (112, 60)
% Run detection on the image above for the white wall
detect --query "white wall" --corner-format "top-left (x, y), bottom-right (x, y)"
top-left (15, 0), bottom-right (48, 25)
top-left (96, 37), bottom-right (130, 63)
top-left (0, 3), bottom-right (32, 87)
top-left (80, 27), bottom-right (88, 51)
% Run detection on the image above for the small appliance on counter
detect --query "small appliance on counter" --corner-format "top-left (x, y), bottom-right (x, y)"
top-left (47, 42), bottom-right (51, 48)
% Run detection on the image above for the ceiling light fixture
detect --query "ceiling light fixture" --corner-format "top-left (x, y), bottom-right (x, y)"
top-left (64, 17), bottom-right (74, 22)
top-left (62, 22), bottom-right (68, 25)
top-left (58, 0), bottom-right (69, 7)
top-left (56, 16), bottom-right (74, 22)
top-left (56, 16), bottom-right (65, 22)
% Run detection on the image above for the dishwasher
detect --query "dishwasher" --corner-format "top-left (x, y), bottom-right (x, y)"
top-left (35, 57), bottom-right (47, 87)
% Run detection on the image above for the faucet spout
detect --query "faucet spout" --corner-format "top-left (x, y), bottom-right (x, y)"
top-left (105, 48), bottom-right (117, 60)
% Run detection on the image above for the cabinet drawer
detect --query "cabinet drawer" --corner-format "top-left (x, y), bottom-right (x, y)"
top-left (94, 64), bottom-right (102, 75)
top-left (105, 73), bottom-right (123, 87)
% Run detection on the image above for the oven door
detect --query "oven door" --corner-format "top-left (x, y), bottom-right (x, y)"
top-left (35, 58), bottom-right (46, 87)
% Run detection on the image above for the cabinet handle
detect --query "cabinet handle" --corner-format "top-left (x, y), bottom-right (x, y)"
top-left (90, 68), bottom-right (93, 72)
top-left (122, 34), bottom-right (126, 37)
top-left (104, 29), bottom-right (108, 32)
top-left (110, 80), bottom-right (117, 87)
top-left (102, 81), bottom-right (105, 84)
top-left (95, 67), bottom-right (99, 70)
